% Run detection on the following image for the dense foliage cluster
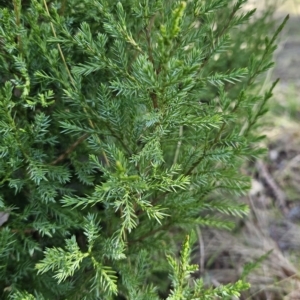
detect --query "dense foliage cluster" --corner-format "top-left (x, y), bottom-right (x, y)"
top-left (0, 0), bottom-right (286, 299)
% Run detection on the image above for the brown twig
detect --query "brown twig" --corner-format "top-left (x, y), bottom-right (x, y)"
top-left (10, 228), bottom-right (35, 234)
top-left (150, 91), bottom-right (159, 109)
top-left (256, 160), bottom-right (288, 216)
top-left (43, 0), bottom-right (109, 166)
top-left (43, 0), bottom-right (74, 87)
top-left (51, 133), bottom-right (89, 165)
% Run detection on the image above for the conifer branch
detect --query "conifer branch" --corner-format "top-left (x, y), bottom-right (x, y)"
top-left (43, 0), bottom-right (75, 88)
top-left (50, 133), bottom-right (89, 165)
top-left (145, 24), bottom-right (155, 66)
top-left (12, 0), bottom-right (22, 53)
top-left (130, 223), bottom-right (171, 244)
top-left (43, 0), bottom-right (109, 166)
top-left (0, 1), bottom-right (284, 297)
top-left (8, 113), bottom-right (30, 162)
top-left (105, 122), bottom-right (132, 156)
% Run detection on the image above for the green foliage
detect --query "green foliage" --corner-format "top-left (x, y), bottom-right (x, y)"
top-left (167, 234), bottom-right (250, 300)
top-left (0, 0), bottom-right (286, 298)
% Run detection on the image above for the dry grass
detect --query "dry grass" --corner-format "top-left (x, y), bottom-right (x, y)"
top-left (193, 104), bottom-right (300, 299)
top-left (194, 113), bottom-right (300, 298)
top-left (193, 2), bottom-right (300, 298)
